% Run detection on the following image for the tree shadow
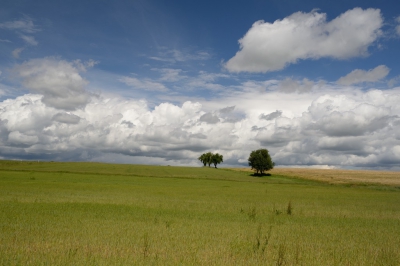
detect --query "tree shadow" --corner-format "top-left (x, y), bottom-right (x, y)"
top-left (250, 173), bottom-right (271, 177)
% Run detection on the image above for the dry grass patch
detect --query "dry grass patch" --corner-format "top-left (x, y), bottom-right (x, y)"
top-left (234, 168), bottom-right (400, 186)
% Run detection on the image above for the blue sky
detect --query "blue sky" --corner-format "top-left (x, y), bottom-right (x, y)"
top-left (1, 0), bottom-right (400, 169)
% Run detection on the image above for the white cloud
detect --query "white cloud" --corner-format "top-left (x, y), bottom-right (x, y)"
top-left (337, 65), bottom-right (390, 85)
top-left (8, 131), bottom-right (39, 146)
top-left (119, 76), bottom-right (168, 92)
top-left (388, 76), bottom-right (400, 87)
top-left (313, 103), bottom-right (390, 137)
top-left (19, 34), bottom-right (38, 46)
top-left (12, 58), bottom-right (92, 110)
top-left (225, 8), bottom-right (383, 73)
top-left (12, 48), bottom-right (24, 58)
top-left (73, 59), bottom-right (99, 71)
top-left (0, 17), bottom-right (38, 33)
top-left (1, 71), bottom-right (400, 169)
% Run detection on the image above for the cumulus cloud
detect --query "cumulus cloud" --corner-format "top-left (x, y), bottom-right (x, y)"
top-left (12, 58), bottom-right (92, 110)
top-left (313, 104), bottom-right (390, 137)
top-left (0, 82), bottom-right (400, 169)
top-left (0, 95), bottom-right (221, 163)
top-left (317, 136), bottom-right (366, 153)
top-left (269, 91), bottom-right (400, 167)
top-left (8, 131), bottom-right (39, 146)
top-left (225, 8), bottom-right (383, 72)
top-left (337, 65), bottom-right (390, 85)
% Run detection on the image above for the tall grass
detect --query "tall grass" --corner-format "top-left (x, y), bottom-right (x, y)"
top-left (0, 161), bottom-right (399, 265)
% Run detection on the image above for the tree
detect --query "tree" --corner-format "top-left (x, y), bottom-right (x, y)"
top-left (198, 152), bottom-right (213, 167)
top-left (211, 153), bottom-right (223, 168)
top-left (248, 149), bottom-right (274, 175)
top-left (198, 153), bottom-right (207, 166)
top-left (205, 152), bottom-right (213, 167)
top-left (198, 152), bottom-right (223, 168)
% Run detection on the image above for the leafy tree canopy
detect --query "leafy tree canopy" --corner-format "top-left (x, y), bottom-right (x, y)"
top-left (211, 153), bottom-right (223, 168)
top-left (248, 149), bottom-right (274, 175)
top-left (198, 152), bottom-right (223, 168)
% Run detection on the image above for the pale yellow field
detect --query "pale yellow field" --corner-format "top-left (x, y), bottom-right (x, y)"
top-left (234, 168), bottom-right (400, 186)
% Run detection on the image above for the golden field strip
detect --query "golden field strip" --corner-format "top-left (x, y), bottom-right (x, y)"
top-left (234, 168), bottom-right (400, 186)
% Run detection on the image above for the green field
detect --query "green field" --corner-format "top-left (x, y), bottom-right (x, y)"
top-left (0, 161), bottom-right (399, 265)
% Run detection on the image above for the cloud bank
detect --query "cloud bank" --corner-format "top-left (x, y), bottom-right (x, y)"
top-left (225, 8), bottom-right (383, 72)
top-left (1, 77), bottom-right (400, 169)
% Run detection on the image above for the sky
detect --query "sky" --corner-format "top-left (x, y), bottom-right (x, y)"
top-left (1, 0), bottom-right (400, 169)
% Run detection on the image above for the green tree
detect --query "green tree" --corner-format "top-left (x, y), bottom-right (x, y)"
top-left (198, 152), bottom-right (214, 167)
top-left (198, 153), bottom-right (207, 166)
top-left (248, 149), bottom-right (274, 175)
top-left (211, 153), bottom-right (223, 168)
top-left (205, 152), bottom-right (213, 167)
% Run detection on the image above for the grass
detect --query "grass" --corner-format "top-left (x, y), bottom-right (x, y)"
top-left (269, 168), bottom-right (400, 187)
top-left (0, 160), bottom-right (399, 265)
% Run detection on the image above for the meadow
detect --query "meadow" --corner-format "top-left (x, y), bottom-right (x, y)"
top-left (0, 160), bottom-right (399, 265)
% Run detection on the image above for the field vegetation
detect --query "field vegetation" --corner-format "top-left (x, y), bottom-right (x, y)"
top-left (0, 160), bottom-right (399, 265)
top-left (263, 168), bottom-right (399, 186)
